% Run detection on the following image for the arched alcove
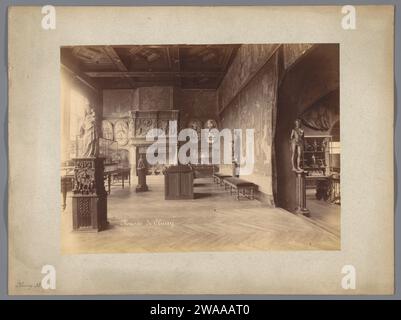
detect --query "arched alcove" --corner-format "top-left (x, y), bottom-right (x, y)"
top-left (273, 44), bottom-right (339, 212)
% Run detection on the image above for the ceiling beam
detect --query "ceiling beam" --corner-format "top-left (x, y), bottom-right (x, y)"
top-left (108, 44), bottom-right (237, 49)
top-left (103, 46), bottom-right (128, 71)
top-left (216, 46), bottom-right (240, 88)
top-left (167, 47), bottom-right (181, 86)
top-left (102, 46), bottom-right (137, 88)
top-left (169, 47), bottom-right (181, 72)
top-left (221, 47), bottom-right (234, 70)
top-left (60, 49), bottom-right (100, 93)
top-left (127, 46), bottom-right (143, 57)
top-left (100, 84), bottom-right (217, 90)
top-left (100, 81), bottom-right (179, 88)
top-left (85, 71), bottom-right (223, 78)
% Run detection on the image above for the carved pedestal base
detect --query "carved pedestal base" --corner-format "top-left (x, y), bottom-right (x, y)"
top-left (136, 168), bottom-right (148, 192)
top-left (72, 157), bottom-right (108, 232)
top-left (295, 172), bottom-right (310, 217)
top-left (72, 195), bottom-right (107, 232)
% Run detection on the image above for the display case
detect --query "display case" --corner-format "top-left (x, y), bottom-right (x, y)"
top-left (303, 135), bottom-right (332, 194)
top-left (303, 135), bottom-right (331, 177)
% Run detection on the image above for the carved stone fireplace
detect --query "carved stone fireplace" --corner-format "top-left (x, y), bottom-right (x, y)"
top-left (102, 110), bottom-right (179, 177)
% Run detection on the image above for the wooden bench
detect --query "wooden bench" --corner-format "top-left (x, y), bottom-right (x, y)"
top-left (212, 173), bottom-right (232, 185)
top-left (223, 177), bottom-right (257, 200)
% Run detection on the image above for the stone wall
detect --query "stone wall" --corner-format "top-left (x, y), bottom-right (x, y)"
top-left (175, 89), bottom-right (218, 129)
top-left (139, 87), bottom-right (173, 111)
top-left (103, 87), bottom-right (217, 126)
top-left (102, 89), bottom-right (138, 117)
top-left (103, 87), bottom-right (173, 117)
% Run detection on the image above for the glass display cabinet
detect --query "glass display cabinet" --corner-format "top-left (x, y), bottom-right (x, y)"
top-left (303, 135), bottom-right (332, 178)
top-left (99, 138), bottom-right (118, 164)
top-left (303, 135), bottom-right (332, 200)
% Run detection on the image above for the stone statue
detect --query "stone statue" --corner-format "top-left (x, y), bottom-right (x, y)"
top-left (79, 104), bottom-right (98, 158)
top-left (290, 119), bottom-right (305, 173)
top-left (137, 154), bottom-right (146, 170)
top-left (205, 119), bottom-right (218, 144)
top-left (205, 119), bottom-right (217, 129)
top-left (136, 154), bottom-right (148, 192)
top-left (188, 119), bottom-right (203, 140)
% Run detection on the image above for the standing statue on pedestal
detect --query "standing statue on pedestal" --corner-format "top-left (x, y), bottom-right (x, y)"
top-left (136, 154), bottom-right (148, 192)
top-left (290, 119), bottom-right (310, 216)
top-left (79, 104), bottom-right (98, 158)
top-left (290, 119), bottom-right (305, 173)
top-left (72, 103), bottom-right (108, 232)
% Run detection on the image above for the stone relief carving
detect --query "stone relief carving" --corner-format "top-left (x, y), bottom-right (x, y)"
top-left (158, 119), bottom-right (169, 135)
top-left (204, 119), bottom-right (217, 129)
top-left (136, 118), bottom-right (155, 137)
top-left (104, 110), bottom-right (179, 142)
top-left (188, 119), bottom-right (203, 140)
top-left (128, 118), bottom-right (135, 139)
top-left (204, 119), bottom-right (218, 144)
top-left (114, 120), bottom-right (129, 146)
top-left (102, 120), bottom-right (114, 140)
top-left (73, 159), bottom-right (96, 195)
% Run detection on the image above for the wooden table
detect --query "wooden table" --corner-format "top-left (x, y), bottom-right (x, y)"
top-left (61, 175), bottom-right (74, 210)
top-left (104, 167), bottom-right (131, 194)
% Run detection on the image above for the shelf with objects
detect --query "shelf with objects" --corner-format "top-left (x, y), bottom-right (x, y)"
top-left (99, 137), bottom-right (131, 194)
top-left (303, 135), bottom-right (340, 203)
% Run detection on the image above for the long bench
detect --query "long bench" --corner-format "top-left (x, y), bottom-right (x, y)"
top-left (212, 173), bottom-right (232, 185)
top-left (223, 177), bottom-right (257, 200)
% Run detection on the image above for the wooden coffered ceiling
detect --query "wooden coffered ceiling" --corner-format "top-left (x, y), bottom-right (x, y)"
top-left (61, 45), bottom-right (240, 90)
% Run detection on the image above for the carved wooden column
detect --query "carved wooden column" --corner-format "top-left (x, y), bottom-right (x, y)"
top-left (294, 172), bottom-right (310, 216)
top-left (71, 157), bottom-right (108, 231)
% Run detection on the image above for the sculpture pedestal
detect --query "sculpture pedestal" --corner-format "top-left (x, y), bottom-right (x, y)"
top-left (71, 158), bottom-right (108, 232)
top-left (294, 171), bottom-right (310, 217)
top-left (136, 168), bottom-right (148, 192)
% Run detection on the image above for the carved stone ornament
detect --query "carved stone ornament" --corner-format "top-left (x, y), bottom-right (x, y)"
top-left (114, 120), bottom-right (129, 146)
top-left (158, 119), bottom-right (169, 135)
top-left (136, 118), bottom-right (155, 137)
top-left (102, 120), bottom-right (114, 140)
top-left (188, 119), bottom-right (203, 140)
top-left (128, 118), bottom-right (135, 139)
top-left (73, 159), bottom-right (96, 195)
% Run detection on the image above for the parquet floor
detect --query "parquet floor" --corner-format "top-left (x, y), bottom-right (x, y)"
top-left (61, 176), bottom-right (340, 253)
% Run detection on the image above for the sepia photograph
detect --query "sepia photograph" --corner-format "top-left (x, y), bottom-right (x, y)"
top-left (60, 43), bottom-right (341, 253)
top-left (6, 5), bottom-right (394, 296)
